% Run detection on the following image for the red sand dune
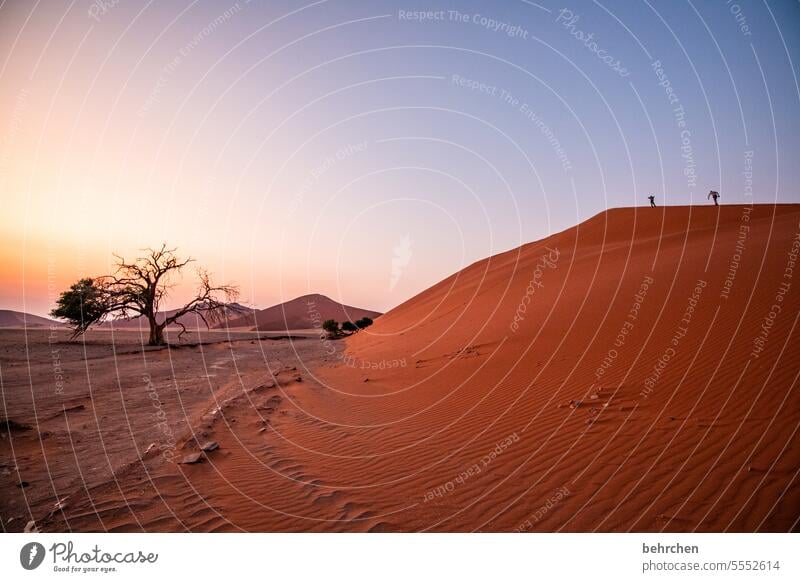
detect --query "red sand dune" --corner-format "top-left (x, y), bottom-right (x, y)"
top-left (312, 203), bottom-right (800, 531)
top-left (222, 293), bottom-right (381, 331)
top-left (12, 204), bottom-right (800, 533)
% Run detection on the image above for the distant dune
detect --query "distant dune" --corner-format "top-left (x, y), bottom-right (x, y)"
top-left (221, 293), bottom-right (381, 331)
top-left (102, 302), bottom-right (255, 330)
top-left (0, 309), bottom-right (61, 328)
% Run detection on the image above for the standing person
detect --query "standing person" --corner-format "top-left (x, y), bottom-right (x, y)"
top-left (708, 190), bottom-right (720, 206)
top-left (647, 194), bottom-right (656, 208)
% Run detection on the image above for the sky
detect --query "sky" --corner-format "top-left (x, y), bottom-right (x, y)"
top-left (1, 0), bottom-right (799, 317)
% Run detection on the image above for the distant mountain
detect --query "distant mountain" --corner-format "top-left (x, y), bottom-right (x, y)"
top-left (0, 310), bottom-right (62, 328)
top-left (220, 294), bottom-right (381, 331)
top-left (102, 302), bottom-right (255, 330)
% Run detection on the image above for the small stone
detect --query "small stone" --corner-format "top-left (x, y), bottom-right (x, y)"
top-left (201, 441), bottom-right (219, 452)
top-left (180, 453), bottom-right (204, 464)
top-left (260, 395), bottom-right (283, 412)
top-left (24, 520), bottom-right (37, 533)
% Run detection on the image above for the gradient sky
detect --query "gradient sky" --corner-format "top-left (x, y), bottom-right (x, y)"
top-left (1, 0), bottom-right (799, 317)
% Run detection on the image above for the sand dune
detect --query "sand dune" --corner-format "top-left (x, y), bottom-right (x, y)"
top-left (222, 293), bottom-right (381, 332)
top-left (0, 310), bottom-right (61, 328)
top-left (3, 205), bottom-right (798, 532)
top-left (313, 204), bottom-right (800, 532)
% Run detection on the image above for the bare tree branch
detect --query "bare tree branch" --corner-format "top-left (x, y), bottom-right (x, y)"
top-left (51, 246), bottom-right (239, 346)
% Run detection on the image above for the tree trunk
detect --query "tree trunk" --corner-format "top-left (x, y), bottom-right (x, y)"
top-left (148, 322), bottom-right (165, 346)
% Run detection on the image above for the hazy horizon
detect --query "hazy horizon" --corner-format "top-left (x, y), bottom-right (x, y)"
top-left (6, 202), bottom-right (798, 320)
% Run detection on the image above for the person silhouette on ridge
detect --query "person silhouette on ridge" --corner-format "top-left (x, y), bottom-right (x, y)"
top-left (648, 194), bottom-right (656, 208)
top-left (708, 190), bottom-right (720, 206)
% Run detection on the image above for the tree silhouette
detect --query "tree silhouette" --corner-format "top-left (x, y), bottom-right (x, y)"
top-left (51, 245), bottom-right (240, 346)
top-left (322, 319), bottom-right (340, 337)
top-left (355, 317), bottom-right (373, 330)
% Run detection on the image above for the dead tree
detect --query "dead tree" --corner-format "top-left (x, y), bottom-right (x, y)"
top-left (51, 245), bottom-right (240, 346)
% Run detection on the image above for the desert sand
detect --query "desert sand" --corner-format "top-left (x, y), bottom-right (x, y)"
top-left (1, 205), bottom-right (798, 532)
